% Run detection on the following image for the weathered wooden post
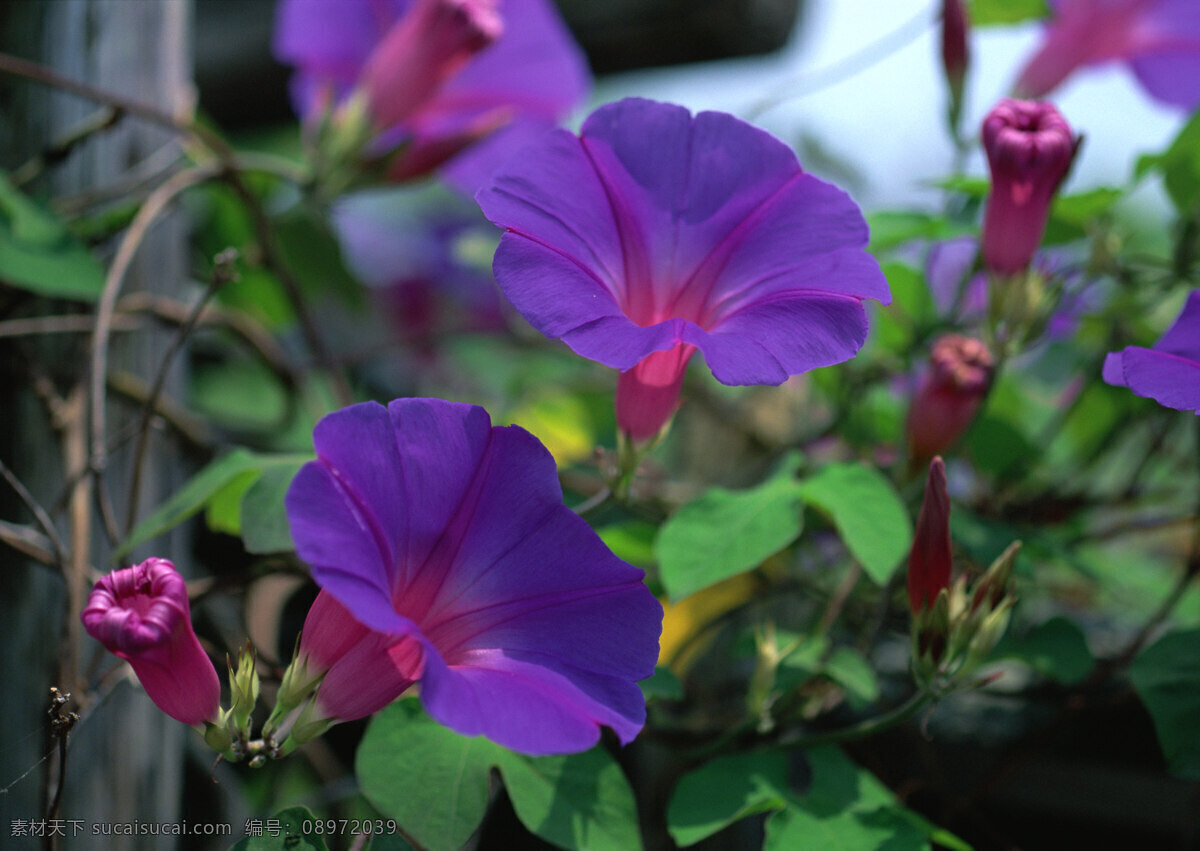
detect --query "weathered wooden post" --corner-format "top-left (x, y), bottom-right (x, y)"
top-left (0, 1), bottom-right (196, 845)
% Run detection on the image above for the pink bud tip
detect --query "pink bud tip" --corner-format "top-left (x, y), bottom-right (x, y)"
top-left (908, 457), bottom-right (953, 614)
top-left (81, 558), bottom-right (220, 726)
top-left (980, 99), bottom-right (1079, 276)
top-left (906, 334), bottom-right (994, 459)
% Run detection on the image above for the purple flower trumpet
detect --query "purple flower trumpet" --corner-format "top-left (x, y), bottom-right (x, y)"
top-left (477, 98), bottom-right (889, 442)
top-left (285, 398), bottom-right (663, 755)
top-left (273, 0), bottom-right (590, 190)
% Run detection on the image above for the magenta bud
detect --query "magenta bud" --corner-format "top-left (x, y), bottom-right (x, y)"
top-left (81, 558), bottom-right (220, 727)
top-left (980, 99), bottom-right (1079, 276)
top-left (615, 343), bottom-right (696, 443)
top-left (941, 0), bottom-right (969, 94)
top-left (362, 0), bottom-right (502, 131)
top-left (906, 335), bottom-right (994, 460)
top-left (908, 458), bottom-right (953, 615)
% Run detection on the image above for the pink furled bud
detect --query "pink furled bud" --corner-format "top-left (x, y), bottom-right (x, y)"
top-left (296, 590), bottom-right (423, 723)
top-left (615, 343), bottom-right (696, 443)
top-left (908, 458), bottom-right (953, 614)
top-left (81, 558), bottom-right (220, 727)
top-left (941, 0), bottom-right (969, 96)
top-left (981, 99), bottom-right (1079, 276)
top-left (362, 0), bottom-right (502, 131)
top-left (906, 334), bottom-right (994, 460)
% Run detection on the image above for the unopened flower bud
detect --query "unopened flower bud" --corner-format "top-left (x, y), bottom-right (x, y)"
top-left (971, 540), bottom-right (1020, 615)
top-left (940, 0), bottom-right (969, 128)
top-left (81, 558), bottom-right (220, 727)
top-left (981, 99), bottom-right (1079, 276)
top-left (362, 0), bottom-right (502, 131)
top-left (908, 457), bottom-right (953, 614)
top-left (907, 335), bottom-right (994, 460)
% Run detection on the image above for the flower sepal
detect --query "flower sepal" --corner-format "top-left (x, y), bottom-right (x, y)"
top-left (202, 718), bottom-right (235, 758)
top-left (227, 644), bottom-right (261, 742)
top-left (910, 542), bottom-right (1020, 692)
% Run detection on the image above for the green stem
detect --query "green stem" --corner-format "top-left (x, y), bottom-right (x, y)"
top-left (777, 689), bottom-right (934, 750)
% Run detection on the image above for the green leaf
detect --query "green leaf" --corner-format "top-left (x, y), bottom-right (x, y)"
top-left (866, 211), bottom-right (969, 254)
top-left (1044, 188), bottom-right (1122, 244)
top-left (765, 804), bottom-right (926, 851)
top-left (669, 747), bottom-right (966, 850)
top-left (205, 469), bottom-right (260, 536)
top-left (639, 666), bottom-right (684, 701)
top-left (240, 460), bottom-right (308, 554)
top-left (996, 616), bottom-right (1093, 684)
top-left (0, 171), bottom-right (105, 299)
top-left (228, 806), bottom-right (329, 850)
top-left (656, 453), bottom-right (804, 601)
top-left (1130, 629), bottom-right (1200, 780)
top-left (116, 450), bottom-right (312, 561)
top-left (116, 449), bottom-right (263, 560)
top-left (824, 647), bottom-right (881, 706)
top-left (1146, 109), bottom-right (1200, 214)
top-left (798, 464), bottom-right (912, 584)
top-left (358, 701), bottom-right (642, 851)
top-left (357, 702), bottom-right (497, 851)
top-left (882, 262), bottom-right (935, 328)
top-left (190, 357), bottom-right (290, 432)
top-left (667, 751), bottom-right (791, 846)
top-left (499, 747), bottom-right (643, 851)
top-left (967, 0), bottom-right (1048, 26)
top-left (596, 521), bottom-right (658, 569)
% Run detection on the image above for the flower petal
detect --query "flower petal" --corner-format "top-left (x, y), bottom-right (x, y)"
top-left (1120, 347), bottom-right (1200, 411)
top-left (1102, 350), bottom-right (1128, 387)
top-left (1155, 290), bottom-right (1200, 361)
top-left (420, 647), bottom-right (647, 753)
top-left (287, 399), bottom-right (493, 634)
top-left (1129, 51), bottom-right (1200, 109)
top-left (412, 425), bottom-right (661, 679)
top-left (273, 0), bottom-right (406, 116)
top-left (441, 0), bottom-right (589, 122)
top-left (480, 98), bottom-right (888, 383)
top-left (684, 293), bottom-right (870, 385)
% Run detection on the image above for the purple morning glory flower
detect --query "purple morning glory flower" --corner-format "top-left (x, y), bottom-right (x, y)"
top-left (1104, 290), bottom-right (1200, 413)
top-left (284, 397), bottom-right (663, 754)
top-left (475, 98), bottom-right (890, 441)
top-left (1014, 0), bottom-right (1200, 110)
top-left (273, 0), bottom-right (590, 191)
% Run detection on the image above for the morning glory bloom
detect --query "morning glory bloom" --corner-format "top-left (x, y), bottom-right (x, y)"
top-left (273, 0), bottom-right (590, 190)
top-left (81, 558), bottom-right (221, 727)
top-left (284, 398), bottom-right (663, 755)
top-left (1104, 290), bottom-right (1200, 413)
top-left (1014, 0), bottom-right (1200, 110)
top-left (476, 98), bottom-right (890, 442)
